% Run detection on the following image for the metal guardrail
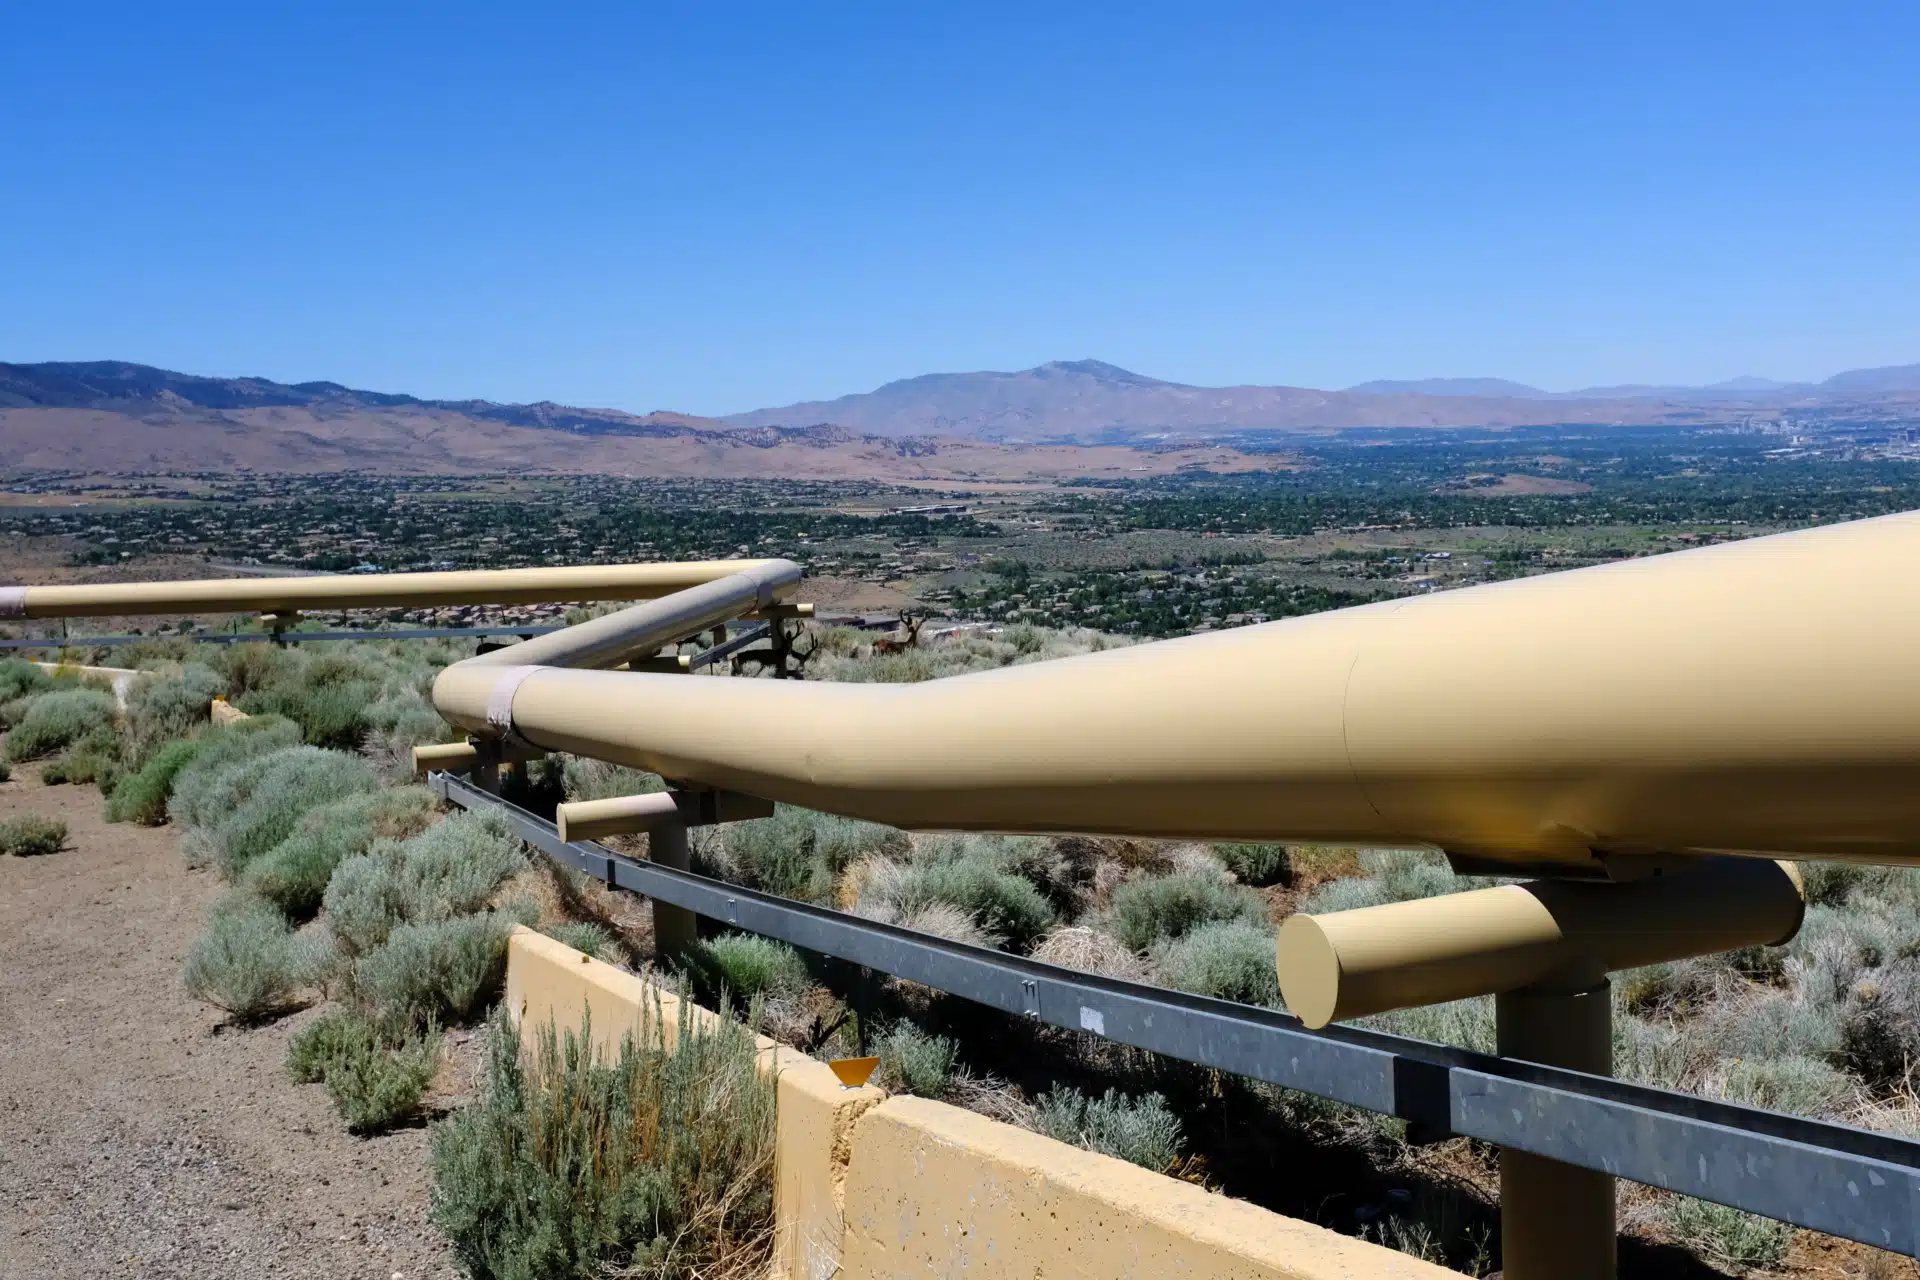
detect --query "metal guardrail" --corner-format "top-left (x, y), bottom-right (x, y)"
top-left (433, 770), bottom-right (1920, 1256)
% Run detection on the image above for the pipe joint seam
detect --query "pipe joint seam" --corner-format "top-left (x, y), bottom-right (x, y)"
top-left (0, 586), bottom-right (26, 618)
top-left (485, 664), bottom-right (544, 738)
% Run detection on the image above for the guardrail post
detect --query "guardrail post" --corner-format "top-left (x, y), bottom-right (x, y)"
top-left (1496, 980), bottom-right (1615, 1280)
top-left (649, 822), bottom-right (697, 958)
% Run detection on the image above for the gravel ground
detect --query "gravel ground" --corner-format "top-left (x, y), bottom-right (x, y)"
top-left (0, 764), bottom-right (460, 1280)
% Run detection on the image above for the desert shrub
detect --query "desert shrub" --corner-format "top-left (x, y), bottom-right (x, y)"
top-left (105, 738), bottom-right (202, 825)
top-left (538, 920), bottom-right (619, 961)
top-left (289, 1008), bottom-right (377, 1082)
top-left (211, 642), bottom-right (295, 698)
top-left (3, 687), bottom-right (117, 762)
top-left (1107, 869), bottom-right (1266, 952)
top-left (241, 786), bottom-right (438, 918)
top-left (184, 745), bottom-right (378, 880)
top-left (354, 912), bottom-right (526, 1032)
top-left (430, 1008), bottom-right (775, 1280)
top-left (124, 662), bottom-right (227, 759)
top-left (1800, 859), bottom-right (1873, 907)
top-left (874, 852), bottom-right (1056, 951)
top-left (0, 658), bottom-right (52, 703)
top-left (1836, 973), bottom-right (1920, 1091)
top-left (0, 814), bottom-right (67, 857)
top-left (1151, 920), bottom-right (1281, 1005)
top-left (0, 759), bottom-right (10, 783)
top-left (166, 715), bottom-right (303, 828)
top-left (181, 895), bottom-right (315, 1019)
top-left (706, 805), bottom-right (905, 903)
top-left (1035, 1086), bottom-right (1183, 1172)
top-left (1663, 1195), bottom-right (1792, 1271)
top-left (1712, 1054), bottom-right (1856, 1118)
top-left (560, 755), bottom-right (665, 803)
top-left (1303, 849), bottom-right (1462, 912)
top-left (239, 683), bottom-right (370, 751)
top-left (41, 721), bottom-right (124, 789)
top-left (683, 933), bottom-right (810, 1008)
top-left (1214, 841), bottom-right (1290, 887)
top-left (287, 1008), bottom-right (439, 1134)
top-left (323, 810), bottom-right (528, 956)
top-left (875, 1022), bottom-right (959, 1098)
top-left (1364, 995), bottom-right (1499, 1056)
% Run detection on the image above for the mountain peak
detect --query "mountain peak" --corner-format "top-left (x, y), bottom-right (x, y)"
top-left (1033, 359), bottom-right (1169, 388)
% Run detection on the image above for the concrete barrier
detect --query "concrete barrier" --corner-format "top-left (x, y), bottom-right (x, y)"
top-left (503, 928), bottom-right (1459, 1280)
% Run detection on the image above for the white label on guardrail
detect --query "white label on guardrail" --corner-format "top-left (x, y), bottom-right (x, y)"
top-left (1079, 1006), bottom-right (1105, 1035)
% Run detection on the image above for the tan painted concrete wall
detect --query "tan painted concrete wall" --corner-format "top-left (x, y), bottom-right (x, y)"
top-left (504, 928), bottom-right (1458, 1280)
top-left (842, 1096), bottom-right (1459, 1280)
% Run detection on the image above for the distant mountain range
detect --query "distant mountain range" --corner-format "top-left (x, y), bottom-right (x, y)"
top-left (3, 356), bottom-right (1918, 475)
top-left (726, 357), bottom-right (1920, 440)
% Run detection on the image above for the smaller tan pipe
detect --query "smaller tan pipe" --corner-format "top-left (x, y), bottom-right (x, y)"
top-left (1276, 857), bottom-right (1804, 1028)
top-left (556, 792), bottom-right (682, 843)
top-left (555, 790), bottom-right (776, 842)
top-left (413, 742), bottom-right (482, 774)
top-left (0, 560), bottom-right (792, 620)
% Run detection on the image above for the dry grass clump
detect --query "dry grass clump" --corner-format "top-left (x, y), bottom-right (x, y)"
top-left (1031, 925), bottom-right (1151, 982)
top-left (431, 1008), bottom-right (775, 1280)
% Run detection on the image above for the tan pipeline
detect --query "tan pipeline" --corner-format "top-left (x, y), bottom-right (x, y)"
top-left (438, 510), bottom-right (1920, 869)
top-left (0, 560), bottom-right (794, 619)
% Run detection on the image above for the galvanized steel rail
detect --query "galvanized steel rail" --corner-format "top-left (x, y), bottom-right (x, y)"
top-left (432, 770), bottom-right (1920, 1256)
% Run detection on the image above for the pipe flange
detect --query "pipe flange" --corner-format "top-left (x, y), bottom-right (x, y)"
top-left (0, 586), bottom-right (26, 618)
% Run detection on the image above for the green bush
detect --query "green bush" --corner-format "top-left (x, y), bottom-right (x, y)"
top-left (241, 786), bottom-right (438, 918)
top-left (683, 933), bottom-right (810, 1008)
top-left (125, 662), bottom-right (227, 759)
top-left (105, 738), bottom-right (204, 825)
top-left (0, 814), bottom-right (67, 857)
top-left (875, 1022), bottom-right (959, 1098)
top-left (181, 895), bottom-right (314, 1019)
top-left (182, 745), bottom-right (378, 879)
top-left (288, 1009), bottom-right (439, 1133)
top-left (0, 658), bottom-right (53, 704)
top-left (166, 715), bottom-right (303, 828)
top-left (431, 1009), bottom-right (776, 1280)
top-left (1213, 842), bottom-right (1290, 887)
top-left (1035, 1086), bottom-right (1183, 1172)
top-left (354, 912), bottom-right (525, 1032)
top-left (1107, 870), bottom-right (1266, 952)
top-left (324, 810), bottom-right (527, 956)
top-left (3, 687), bottom-right (118, 762)
top-left (0, 758), bottom-right (10, 783)
top-left (538, 920), bottom-right (619, 961)
top-left (1152, 920), bottom-right (1281, 1005)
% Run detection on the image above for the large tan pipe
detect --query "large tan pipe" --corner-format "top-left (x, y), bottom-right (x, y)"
top-left (456, 561), bottom-right (798, 670)
top-left (429, 510), bottom-right (1920, 867)
top-left (0, 560), bottom-right (792, 619)
top-left (1275, 857), bottom-right (1804, 1028)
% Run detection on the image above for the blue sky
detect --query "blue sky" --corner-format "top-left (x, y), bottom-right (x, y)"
top-left (3, 3), bottom-right (1917, 414)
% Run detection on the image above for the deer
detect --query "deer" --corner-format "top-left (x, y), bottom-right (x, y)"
top-left (871, 612), bottom-right (926, 656)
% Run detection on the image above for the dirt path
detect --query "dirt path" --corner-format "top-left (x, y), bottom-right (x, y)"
top-left (0, 765), bottom-right (459, 1280)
